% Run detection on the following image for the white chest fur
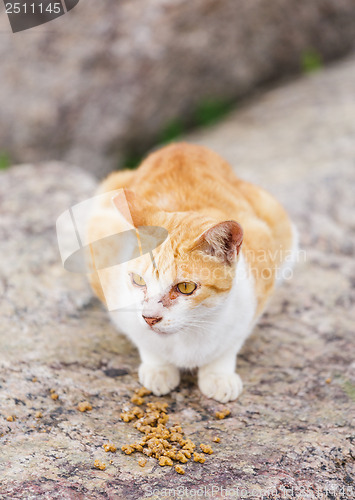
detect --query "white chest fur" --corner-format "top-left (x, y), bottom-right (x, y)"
top-left (109, 252), bottom-right (256, 369)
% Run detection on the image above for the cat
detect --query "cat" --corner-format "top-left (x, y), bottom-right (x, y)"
top-left (87, 143), bottom-right (298, 402)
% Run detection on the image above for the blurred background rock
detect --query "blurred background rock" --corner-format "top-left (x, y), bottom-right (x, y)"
top-left (0, 0), bottom-right (355, 176)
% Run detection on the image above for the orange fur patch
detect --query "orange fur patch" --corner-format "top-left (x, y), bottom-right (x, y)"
top-left (88, 143), bottom-right (293, 316)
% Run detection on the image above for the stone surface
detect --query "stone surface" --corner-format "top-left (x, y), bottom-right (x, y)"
top-left (1, 0), bottom-right (355, 176)
top-left (1, 58), bottom-right (355, 499)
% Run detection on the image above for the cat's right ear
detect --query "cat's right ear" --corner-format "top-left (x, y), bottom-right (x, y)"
top-left (112, 188), bottom-right (159, 227)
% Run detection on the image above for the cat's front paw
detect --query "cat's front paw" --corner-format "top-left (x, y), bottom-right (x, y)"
top-left (138, 363), bottom-right (180, 396)
top-left (198, 372), bottom-right (243, 403)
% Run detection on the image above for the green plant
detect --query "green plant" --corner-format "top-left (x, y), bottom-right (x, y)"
top-left (119, 97), bottom-right (235, 170)
top-left (122, 153), bottom-right (144, 170)
top-left (301, 49), bottom-right (323, 74)
top-left (0, 152), bottom-right (11, 170)
top-left (194, 98), bottom-right (232, 127)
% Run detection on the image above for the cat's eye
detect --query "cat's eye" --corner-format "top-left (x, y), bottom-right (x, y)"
top-left (176, 282), bottom-right (197, 295)
top-left (131, 273), bottom-right (146, 287)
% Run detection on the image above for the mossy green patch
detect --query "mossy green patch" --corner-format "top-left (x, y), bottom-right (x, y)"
top-left (119, 97), bottom-right (235, 170)
top-left (301, 49), bottom-right (323, 74)
top-left (0, 152), bottom-right (11, 170)
top-left (194, 98), bottom-right (232, 127)
top-left (123, 153), bottom-right (144, 170)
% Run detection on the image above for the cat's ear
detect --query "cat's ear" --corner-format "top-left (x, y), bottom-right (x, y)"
top-left (193, 220), bottom-right (243, 265)
top-left (112, 189), bottom-right (159, 227)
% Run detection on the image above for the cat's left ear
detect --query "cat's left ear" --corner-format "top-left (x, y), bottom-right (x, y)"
top-left (193, 220), bottom-right (243, 265)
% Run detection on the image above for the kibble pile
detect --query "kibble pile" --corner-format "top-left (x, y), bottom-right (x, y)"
top-left (119, 387), bottom-right (219, 475)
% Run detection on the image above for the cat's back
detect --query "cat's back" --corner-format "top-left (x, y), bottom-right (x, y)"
top-left (98, 143), bottom-right (291, 236)
top-left (98, 142), bottom-right (293, 255)
top-left (134, 144), bottom-right (292, 232)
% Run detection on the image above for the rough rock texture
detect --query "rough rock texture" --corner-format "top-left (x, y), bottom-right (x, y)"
top-left (1, 0), bottom-right (355, 176)
top-left (1, 58), bottom-right (355, 499)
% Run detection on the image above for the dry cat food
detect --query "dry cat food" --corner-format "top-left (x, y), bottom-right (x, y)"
top-left (131, 394), bottom-right (145, 405)
top-left (103, 443), bottom-right (117, 453)
top-left (199, 443), bottom-right (213, 454)
top-left (77, 401), bottom-right (92, 412)
top-left (49, 389), bottom-right (59, 400)
top-left (193, 453), bottom-right (206, 463)
top-left (215, 408), bottom-right (230, 419)
top-left (94, 459), bottom-right (106, 470)
top-left (120, 387), bottom-right (218, 474)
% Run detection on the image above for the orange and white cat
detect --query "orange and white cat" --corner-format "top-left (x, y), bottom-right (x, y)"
top-left (87, 143), bottom-right (297, 402)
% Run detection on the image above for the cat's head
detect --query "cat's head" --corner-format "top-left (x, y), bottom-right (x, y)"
top-left (110, 189), bottom-right (243, 334)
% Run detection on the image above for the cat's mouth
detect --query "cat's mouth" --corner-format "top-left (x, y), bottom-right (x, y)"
top-left (148, 324), bottom-right (179, 335)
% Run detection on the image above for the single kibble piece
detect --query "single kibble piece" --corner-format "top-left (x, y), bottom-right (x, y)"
top-left (147, 402), bottom-right (169, 413)
top-left (193, 453), bottom-right (206, 463)
top-left (6, 416), bottom-right (14, 422)
top-left (131, 394), bottom-right (145, 405)
top-left (132, 406), bottom-right (144, 418)
top-left (176, 451), bottom-right (188, 463)
top-left (159, 456), bottom-right (173, 466)
top-left (121, 445), bottom-right (135, 455)
top-left (170, 424), bottom-right (182, 432)
top-left (103, 443), bottom-right (117, 453)
top-left (175, 465), bottom-right (185, 474)
top-left (182, 439), bottom-right (195, 451)
top-left (77, 401), bottom-right (92, 412)
top-left (35, 411), bottom-right (43, 419)
top-left (164, 450), bottom-right (176, 460)
top-left (215, 409), bottom-right (230, 419)
top-left (212, 436), bottom-right (220, 443)
top-left (138, 457), bottom-right (147, 467)
top-left (200, 444), bottom-right (213, 454)
top-left (94, 459), bottom-right (106, 470)
top-left (136, 387), bottom-right (152, 397)
top-left (32, 377), bottom-right (38, 382)
top-left (120, 411), bottom-right (136, 422)
top-left (50, 393), bottom-right (59, 400)
top-left (325, 378), bottom-right (332, 384)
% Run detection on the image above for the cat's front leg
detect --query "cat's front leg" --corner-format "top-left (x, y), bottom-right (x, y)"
top-left (138, 348), bottom-right (180, 396)
top-left (198, 349), bottom-right (243, 403)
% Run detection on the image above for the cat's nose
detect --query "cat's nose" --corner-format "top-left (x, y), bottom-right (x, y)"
top-left (142, 315), bottom-right (163, 327)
